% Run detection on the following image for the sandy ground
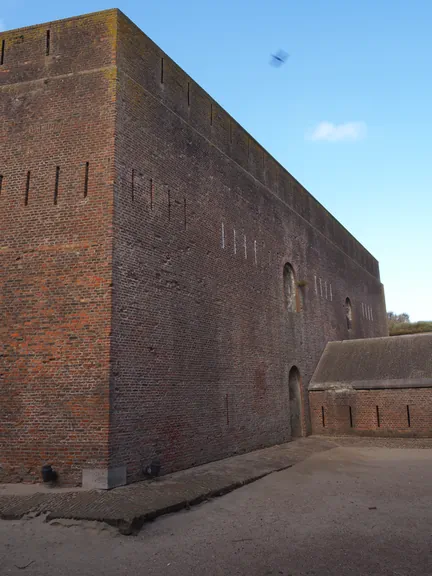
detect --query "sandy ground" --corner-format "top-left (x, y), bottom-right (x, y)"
top-left (1, 446), bottom-right (432, 576)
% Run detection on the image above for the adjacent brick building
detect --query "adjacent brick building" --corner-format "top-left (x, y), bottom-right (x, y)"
top-left (309, 334), bottom-right (432, 437)
top-left (1, 9), bottom-right (389, 488)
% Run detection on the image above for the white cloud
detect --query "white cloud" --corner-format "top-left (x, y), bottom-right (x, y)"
top-left (307, 121), bottom-right (367, 142)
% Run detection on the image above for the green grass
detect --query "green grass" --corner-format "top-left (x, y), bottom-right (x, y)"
top-left (389, 321), bottom-right (432, 336)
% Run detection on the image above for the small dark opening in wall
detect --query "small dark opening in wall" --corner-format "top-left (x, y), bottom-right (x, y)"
top-left (1, 40), bottom-right (5, 65)
top-left (407, 405), bottom-right (411, 427)
top-left (25, 171), bottom-right (30, 206)
top-left (160, 57), bottom-right (164, 83)
top-left (54, 166), bottom-right (60, 205)
top-left (84, 162), bottom-right (89, 198)
top-left (349, 406), bottom-right (353, 428)
top-left (210, 103), bottom-right (213, 126)
top-left (321, 406), bottom-right (325, 428)
top-left (226, 393), bottom-right (229, 425)
top-left (376, 405), bottom-right (380, 428)
top-left (46, 30), bottom-right (51, 56)
top-left (0, 174), bottom-right (3, 195)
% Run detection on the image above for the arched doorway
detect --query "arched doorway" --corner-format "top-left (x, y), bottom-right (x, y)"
top-left (288, 366), bottom-right (302, 438)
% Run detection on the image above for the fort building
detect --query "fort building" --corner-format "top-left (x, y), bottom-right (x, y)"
top-left (3, 9), bottom-right (416, 489)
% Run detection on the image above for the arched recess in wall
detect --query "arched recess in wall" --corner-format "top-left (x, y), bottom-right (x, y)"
top-left (288, 366), bottom-right (302, 438)
top-left (283, 263), bottom-right (300, 312)
top-left (345, 297), bottom-right (353, 330)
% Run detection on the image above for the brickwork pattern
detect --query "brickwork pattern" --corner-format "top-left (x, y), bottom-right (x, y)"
top-left (109, 11), bottom-right (387, 482)
top-left (0, 12), bottom-right (118, 483)
top-left (310, 390), bottom-right (432, 437)
top-left (1, 9), bottom-right (388, 485)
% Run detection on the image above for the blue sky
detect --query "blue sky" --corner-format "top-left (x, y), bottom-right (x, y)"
top-left (2, 0), bottom-right (431, 321)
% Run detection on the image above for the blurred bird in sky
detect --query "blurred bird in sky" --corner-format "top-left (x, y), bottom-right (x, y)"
top-left (270, 49), bottom-right (289, 67)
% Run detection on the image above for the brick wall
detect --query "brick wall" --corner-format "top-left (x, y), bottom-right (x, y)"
top-left (310, 390), bottom-right (432, 437)
top-left (1, 9), bottom-right (389, 485)
top-left (109, 11), bottom-right (387, 482)
top-left (0, 11), bottom-right (117, 483)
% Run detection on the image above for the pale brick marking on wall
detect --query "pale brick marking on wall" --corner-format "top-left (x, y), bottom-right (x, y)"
top-left (360, 303), bottom-right (373, 322)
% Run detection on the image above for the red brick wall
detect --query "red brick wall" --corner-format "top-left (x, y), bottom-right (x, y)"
top-left (0, 9), bottom-right (390, 485)
top-left (109, 11), bottom-right (388, 482)
top-left (0, 12), bottom-right (117, 483)
top-left (310, 389), bottom-right (432, 437)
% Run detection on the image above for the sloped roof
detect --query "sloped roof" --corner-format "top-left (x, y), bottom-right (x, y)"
top-left (309, 333), bottom-right (432, 391)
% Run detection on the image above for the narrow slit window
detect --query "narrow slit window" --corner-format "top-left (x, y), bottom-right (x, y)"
top-left (321, 406), bottom-right (325, 428)
top-left (407, 405), bottom-right (411, 427)
top-left (349, 406), bottom-right (353, 428)
top-left (54, 166), bottom-right (60, 205)
top-left (0, 174), bottom-right (3, 196)
top-left (160, 57), bottom-right (164, 83)
top-left (376, 405), bottom-right (380, 428)
top-left (84, 162), bottom-right (89, 198)
top-left (1, 40), bottom-right (5, 66)
top-left (25, 171), bottom-right (31, 206)
top-left (46, 30), bottom-right (51, 56)
top-left (226, 394), bottom-right (229, 425)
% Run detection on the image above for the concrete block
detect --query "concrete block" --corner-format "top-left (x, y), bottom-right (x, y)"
top-left (82, 466), bottom-right (127, 490)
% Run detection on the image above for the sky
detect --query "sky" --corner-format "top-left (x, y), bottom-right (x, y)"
top-left (1, 0), bottom-right (431, 321)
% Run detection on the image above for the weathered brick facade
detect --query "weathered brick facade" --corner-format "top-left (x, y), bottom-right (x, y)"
top-left (1, 10), bottom-right (388, 487)
top-left (310, 389), bottom-right (432, 437)
top-left (309, 335), bottom-right (432, 438)
top-left (0, 12), bottom-right (117, 485)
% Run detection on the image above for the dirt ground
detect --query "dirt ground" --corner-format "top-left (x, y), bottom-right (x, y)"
top-left (1, 446), bottom-right (432, 576)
